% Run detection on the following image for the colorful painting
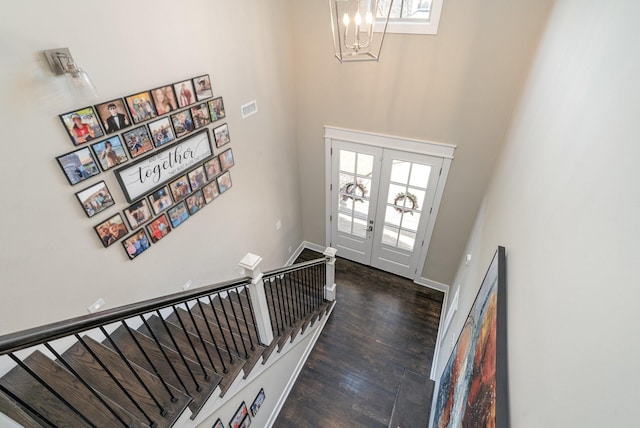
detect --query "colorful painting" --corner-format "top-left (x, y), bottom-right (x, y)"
top-left (433, 246), bottom-right (507, 427)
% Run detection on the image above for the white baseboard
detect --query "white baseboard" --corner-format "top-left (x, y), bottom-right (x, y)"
top-left (286, 241), bottom-right (326, 266)
top-left (414, 276), bottom-right (449, 294)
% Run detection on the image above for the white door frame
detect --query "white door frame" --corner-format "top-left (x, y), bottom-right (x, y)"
top-left (324, 126), bottom-right (456, 281)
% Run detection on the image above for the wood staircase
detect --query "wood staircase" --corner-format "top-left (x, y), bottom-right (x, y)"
top-left (0, 254), bottom-right (335, 427)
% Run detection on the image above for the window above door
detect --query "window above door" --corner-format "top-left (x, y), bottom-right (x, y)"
top-left (376, 0), bottom-right (444, 35)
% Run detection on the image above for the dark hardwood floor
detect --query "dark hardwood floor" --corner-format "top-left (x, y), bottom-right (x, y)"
top-left (274, 249), bottom-right (444, 428)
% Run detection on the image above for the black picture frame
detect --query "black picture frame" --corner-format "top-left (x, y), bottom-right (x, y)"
top-left (94, 213), bottom-right (128, 248)
top-left (148, 117), bottom-right (176, 148)
top-left (250, 388), bottom-right (265, 417)
top-left (217, 171), bottom-right (232, 194)
top-left (122, 228), bottom-right (151, 260)
top-left (204, 156), bottom-right (221, 180)
top-left (123, 199), bottom-right (153, 229)
top-left (185, 189), bottom-right (205, 216)
top-left (219, 148), bottom-right (235, 171)
top-left (59, 106), bottom-right (104, 145)
top-left (56, 146), bottom-right (101, 186)
top-left (91, 135), bottom-right (128, 171)
top-left (169, 174), bottom-right (192, 201)
top-left (208, 97), bottom-right (226, 123)
top-left (148, 185), bottom-right (173, 216)
top-left (147, 214), bottom-right (172, 244)
top-left (229, 401), bottom-right (249, 428)
top-left (174, 79), bottom-right (196, 108)
top-left (191, 103), bottom-right (211, 129)
top-left (213, 123), bottom-right (230, 148)
top-left (212, 418), bottom-right (224, 428)
top-left (170, 109), bottom-right (195, 138)
top-left (167, 201), bottom-right (189, 228)
top-left (122, 125), bottom-right (154, 158)
top-left (203, 181), bottom-right (220, 203)
top-left (187, 165), bottom-right (207, 191)
top-left (150, 84), bottom-right (178, 116)
top-left (124, 90), bottom-right (158, 124)
top-left (95, 98), bottom-right (132, 134)
top-left (75, 180), bottom-right (115, 218)
top-left (193, 74), bottom-right (213, 101)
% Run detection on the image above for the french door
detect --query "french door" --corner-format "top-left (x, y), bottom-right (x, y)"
top-left (330, 140), bottom-right (445, 279)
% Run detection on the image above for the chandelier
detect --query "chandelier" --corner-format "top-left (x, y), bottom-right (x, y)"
top-left (329, 0), bottom-right (394, 63)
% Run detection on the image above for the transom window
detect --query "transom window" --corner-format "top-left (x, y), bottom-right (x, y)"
top-left (376, 0), bottom-right (443, 35)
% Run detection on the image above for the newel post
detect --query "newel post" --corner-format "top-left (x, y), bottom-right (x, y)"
top-left (323, 247), bottom-right (337, 301)
top-left (239, 253), bottom-right (274, 346)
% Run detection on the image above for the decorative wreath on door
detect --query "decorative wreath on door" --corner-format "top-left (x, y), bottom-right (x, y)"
top-left (340, 182), bottom-right (368, 203)
top-left (393, 192), bottom-right (419, 215)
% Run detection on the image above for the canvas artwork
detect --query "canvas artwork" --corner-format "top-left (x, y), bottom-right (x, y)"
top-left (432, 246), bottom-right (507, 428)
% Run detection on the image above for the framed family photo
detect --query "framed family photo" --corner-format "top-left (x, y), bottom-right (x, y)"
top-left (191, 103), bottom-right (211, 129)
top-left (75, 180), bottom-right (115, 218)
top-left (219, 148), bottom-right (235, 171)
top-left (91, 135), bottom-right (128, 171)
top-left (125, 91), bottom-right (157, 124)
top-left (151, 85), bottom-right (178, 116)
top-left (147, 214), bottom-right (172, 243)
top-left (94, 213), bottom-right (128, 248)
top-left (170, 109), bottom-right (195, 138)
top-left (56, 146), bottom-right (101, 186)
top-left (212, 419), bottom-right (224, 428)
top-left (95, 99), bottom-right (132, 134)
top-left (213, 123), bottom-right (230, 148)
top-left (123, 229), bottom-right (151, 260)
top-left (169, 175), bottom-right (192, 201)
top-left (204, 156), bottom-right (221, 180)
top-left (122, 125), bottom-right (154, 158)
top-left (59, 106), bottom-right (104, 145)
top-left (203, 181), bottom-right (219, 203)
top-left (148, 117), bottom-right (176, 147)
top-left (167, 201), bottom-right (189, 228)
top-left (148, 185), bottom-right (173, 215)
top-left (208, 97), bottom-right (226, 122)
top-left (185, 189), bottom-right (205, 215)
top-left (193, 74), bottom-right (213, 101)
top-left (217, 171), bottom-right (232, 194)
top-left (123, 199), bottom-right (153, 229)
top-left (250, 388), bottom-right (265, 417)
top-left (174, 79), bottom-right (196, 108)
top-left (187, 165), bottom-right (207, 191)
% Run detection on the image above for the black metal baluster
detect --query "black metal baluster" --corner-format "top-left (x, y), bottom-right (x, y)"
top-left (170, 306), bottom-right (215, 375)
top-left (227, 291), bottom-right (249, 359)
top-left (75, 335), bottom-right (157, 427)
top-left (182, 302), bottom-right (224, 373)
top-left (44, 343), bottom-right (129, 427)
top-left (234, 287), bottom-right (255, 351)
top-left (279, 275), bottom-right (294, 327)
top-left (98, 326), bottom-right (167, 417)
top-left (156, 309), bottom-right (209, 384)
top-left (0, 383), bottom-right (57, 428)
top-left (209, 294), bottom-right (241, 359)
top-left (265, 278), bottom-right (282, 336)
top-left (242, 285), bottom-right (261, 346)
top-left (195, 298), bottom-right (230, 373)
top-left (286, 272), bottom-right (298, 324)
top-left (206, 295), bottom-right (235, 365)
top-left (119, 321), bottom-right (178, 403)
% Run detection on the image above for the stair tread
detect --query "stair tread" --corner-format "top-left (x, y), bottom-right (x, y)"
top-left (0, 360), bottom-right (92, 427)
top-left (139, 315), bottom-right (246, 396)
top-left (0, 389), bottom-right (51, 428)
top-left (62, 335), bottom-right (190, 428)
top-left (107, 324), bottom-right (221, 418)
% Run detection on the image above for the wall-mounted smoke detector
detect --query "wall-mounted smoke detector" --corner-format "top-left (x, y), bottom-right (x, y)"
top-left (241, 100), bottom-right (258, 119)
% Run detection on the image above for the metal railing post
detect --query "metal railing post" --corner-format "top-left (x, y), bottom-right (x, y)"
top-left (239, 253), bottom-right (274, 346)
top-left (324, 247), bottom-right (337, 301)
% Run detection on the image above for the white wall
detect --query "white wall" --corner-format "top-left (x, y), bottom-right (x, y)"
top-left (433, 0), bottom-right (640, 426)
top-left (0, 0), bottom-right (303, 335)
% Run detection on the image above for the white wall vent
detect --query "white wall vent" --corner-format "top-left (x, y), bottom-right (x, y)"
top-left (241, 100), bottom-right (258, 119)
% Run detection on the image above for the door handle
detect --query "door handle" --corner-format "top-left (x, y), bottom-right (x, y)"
top-left (367, 225), bottom-right (374, 232)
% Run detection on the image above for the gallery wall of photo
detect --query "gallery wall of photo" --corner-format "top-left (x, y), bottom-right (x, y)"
top-left (56, 74), bottom-right (235, 260)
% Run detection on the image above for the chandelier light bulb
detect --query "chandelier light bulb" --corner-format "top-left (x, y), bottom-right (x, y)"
top-left (366, 11), bottom-right (374, 24)
top-left (343, 12), bottom-right (350, 26)
top-left (354, 12), bottom-right (362, 26)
